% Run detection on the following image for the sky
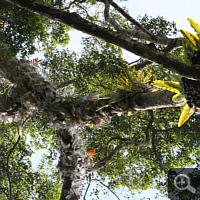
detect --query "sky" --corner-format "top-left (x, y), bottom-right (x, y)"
top-left (29, 0), bottom-right (200, 199)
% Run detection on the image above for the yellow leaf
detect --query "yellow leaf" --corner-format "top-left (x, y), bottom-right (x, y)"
top-left (178, 104), bottom-right (195, 127)
top-left (127, 112), bottom-right (132, 116)
top-left (151, 80), bottom-right (181, 94)
top-left (187, 17), bottom-right (200, 33)
top-left (86, 149), bottom-right (96, 156)
top-left (181, 29), bottom-right (197, 47)
top-left (172, 93), bottom-right (185, 102)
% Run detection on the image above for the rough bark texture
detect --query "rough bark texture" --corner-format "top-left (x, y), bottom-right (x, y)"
top-left (56, 128), bottom-right (89, 200)
top-left (3, 0), bottom-right (200, 80)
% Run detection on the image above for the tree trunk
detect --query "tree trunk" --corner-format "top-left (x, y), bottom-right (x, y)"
top-left (56, 128), bottom-right (89, 200)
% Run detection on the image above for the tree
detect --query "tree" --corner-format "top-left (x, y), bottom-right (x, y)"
top-left (1, 0), bottom-right (200, 200)
top-left (0, 0), bottom-right (70, 57)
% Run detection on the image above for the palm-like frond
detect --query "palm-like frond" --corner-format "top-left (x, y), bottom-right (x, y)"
top-left (116, 66), bottom-right (152, 93)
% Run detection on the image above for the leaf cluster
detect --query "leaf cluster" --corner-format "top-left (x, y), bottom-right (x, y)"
top-left (0, 0), bottom-right (70, 57)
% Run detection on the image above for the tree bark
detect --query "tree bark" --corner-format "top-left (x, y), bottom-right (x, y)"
top-left (3, 0), bottom-right (200, 80)
top-left (57, 128), bottom-right (89, 200)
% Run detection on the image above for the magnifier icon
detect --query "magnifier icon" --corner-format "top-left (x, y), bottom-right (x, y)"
top-left (174, 174), bottom-right (196, 193)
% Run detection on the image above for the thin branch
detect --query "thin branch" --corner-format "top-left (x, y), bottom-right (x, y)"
top-left (108, 0), bottom-right (154, 38)
top-left (155, 123), bottom-right (200, 132)
top-left (128, 58), bottom-right (142, 65)
top-left (56, 80), bottom-right (73, 90)
top-left (0, 188), bottom-right (8, 199)
top-left (6, 122), bottom-right (23, 200)
top-left (151, 128), bottom-right (168, 174)
top-left (62, 0), bottom-right (88, 10)
top-left (109, 1), bottom-right (183, 47)
top-left (104, 0), bottom-right (125, 33)
top-left (86, 110), bottom-right (154, 174)
top-left (83, 174), bottom-right (92, 200)
top-left (134, 42), bottom-right (180, 71)
top-left (92, 178), bottom-right (120, 200)
top-left (106, 136), bottom-right (131, 156)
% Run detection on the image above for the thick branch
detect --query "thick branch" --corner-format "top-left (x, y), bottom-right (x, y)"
top-left (132, 90), bottom-right (183, 110)
top-left (4, 0), bottom-right (200, 80)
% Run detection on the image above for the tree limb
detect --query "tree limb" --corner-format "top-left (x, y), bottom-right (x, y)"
top-left (99, 0), bottom-right (182, 47)
top-left (134, 60), bottom-right (153, 71)
top-left (4, 0), bottom-right (200, 80)
top-left (86, 110), bottom-right (154, 174)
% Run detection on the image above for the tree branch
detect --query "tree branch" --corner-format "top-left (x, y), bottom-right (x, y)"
top-left (83, 174), bottom-right (92, 200)
top-left (99, 0), bottom-right (182, 47)
top-left (4, 0), bottom-right (200, 80)
top-left (86, 110), bottom-right (154, 174)
top-left (6, 122), bottom-right (23, 200)
top-left (134, 60), bottom-right (153, 71)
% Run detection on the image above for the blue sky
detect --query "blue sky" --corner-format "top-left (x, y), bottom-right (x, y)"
top-left (30, 0), bottom-right (200, 199)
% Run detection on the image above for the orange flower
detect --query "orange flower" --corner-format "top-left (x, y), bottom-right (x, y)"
top-left (86, 149), bottom-right (96, 156)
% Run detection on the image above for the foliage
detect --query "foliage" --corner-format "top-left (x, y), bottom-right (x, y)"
top-left (1, 1), bottom-right (200, 199)
top-left (137, 14), bottom-right (178, 38)
top-left (0, 0), bottom-right (70, 57)
top-left (81, 109), bottom-right (200, 197)
top-left (0, 118), bottom-right (62, 199)
top-left (150, 18), bottom-right (200, 127)
top-left (178, 102), bottom-right (195, 127)
top-left (181, 18), bottom-right (200, 51)
top-left (151, 80), bottom-right (195, 127)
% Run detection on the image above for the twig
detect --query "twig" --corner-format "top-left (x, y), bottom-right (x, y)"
top-left (57, 80), bottom-right (73, 90)
top-left (106, 136), bottom-right (131, 156)
top-left (0, 188), bottom-right (8, 198)
top-left (62, 0), bottom-right (88, 10)
top-left (104, 0), bottom-right (123, 32)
